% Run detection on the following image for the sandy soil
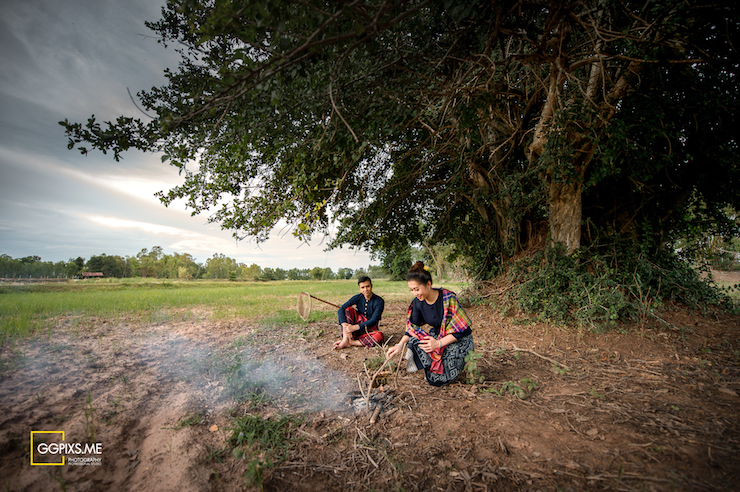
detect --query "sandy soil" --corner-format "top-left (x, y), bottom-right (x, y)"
top-left (1, 291), bottom-right (739, 491)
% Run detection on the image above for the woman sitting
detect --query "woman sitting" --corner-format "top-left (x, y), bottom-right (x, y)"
top-left (386, 262), bottom-right (474, 386)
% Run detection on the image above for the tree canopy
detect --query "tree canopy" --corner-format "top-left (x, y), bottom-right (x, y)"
top-left (62, 0), bottom-right (740, 280)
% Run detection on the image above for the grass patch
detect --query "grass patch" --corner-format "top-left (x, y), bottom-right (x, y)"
top-left (0, 279), bottom-right (469, 339)
top-left (228, 414), bottom-right (301, 489)
top-left (166, 412), bottom-right (204, 430)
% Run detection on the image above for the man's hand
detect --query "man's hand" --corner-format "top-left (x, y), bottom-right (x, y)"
top-left (341, 322), bottom-right (358, 334)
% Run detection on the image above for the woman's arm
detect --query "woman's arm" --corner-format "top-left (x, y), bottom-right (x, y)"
top-left (386, 335), bottom-right (410, 359)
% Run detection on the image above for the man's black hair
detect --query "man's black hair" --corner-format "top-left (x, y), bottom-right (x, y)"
top-left (357, 276), bottom-right (372, 285)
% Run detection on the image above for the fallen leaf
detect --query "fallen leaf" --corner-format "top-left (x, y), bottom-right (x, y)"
top-left (209, 425), bottom-right (218, 432)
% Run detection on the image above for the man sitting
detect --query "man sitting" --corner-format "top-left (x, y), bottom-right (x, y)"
top-left (333, 276), bottom-right (385, 349)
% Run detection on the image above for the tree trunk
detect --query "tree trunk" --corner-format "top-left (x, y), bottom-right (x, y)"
top-left (548, 179), bottom-right (582, 254)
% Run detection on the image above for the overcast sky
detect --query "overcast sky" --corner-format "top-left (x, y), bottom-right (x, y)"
top-left (0, 0), bottom-right (373, 270)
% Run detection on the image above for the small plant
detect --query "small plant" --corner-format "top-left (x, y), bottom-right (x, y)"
top-left (589, 388), bottom-right (605, 398)
top-left (463, 351), bottom-right (484, 384)
top-left (364, 355), bottom-right (387, 372)
top-left (168, 412), bottom-right (203, 430)
top-left (552, 362), bottom-right (570, 376)
top-left (206, 444), bottom-right (227, 463)
top-left (502, 381), bottom-right (527, 399)
top-left (485, 380), bottom-right (530, 399)
top-left (520, 378), bottom-right (537, 392)
top-left (228, 414), bottom-right (300, 489)
top-left (245, 457), bottom-right (272, 491)
top-left (50, 468), bottom-right (67, 492)
top-left (83, 390), bottom-right (97, 442)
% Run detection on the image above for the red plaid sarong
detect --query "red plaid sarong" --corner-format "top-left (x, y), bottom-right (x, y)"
top-left (344, 307), bottom-right (384, 347)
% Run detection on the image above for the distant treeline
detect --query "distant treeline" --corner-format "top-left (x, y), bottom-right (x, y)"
top-left (0, 247), bottom-right (387, 280)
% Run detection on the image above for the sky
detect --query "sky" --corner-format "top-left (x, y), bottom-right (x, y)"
top-left (0, 0), bottom-right (374, 271)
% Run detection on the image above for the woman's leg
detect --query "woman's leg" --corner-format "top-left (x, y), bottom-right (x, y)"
top-left (407, 337), bottom-right (431, 371)
top-left (423, 335), bottom-right (475, 386)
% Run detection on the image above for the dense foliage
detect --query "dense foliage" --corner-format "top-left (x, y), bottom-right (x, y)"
top-left (60, 1), bottom-right (740, 320)
top-left (499, 244), bottom-right (737, 330)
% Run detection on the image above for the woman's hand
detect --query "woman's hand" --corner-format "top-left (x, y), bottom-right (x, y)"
top-left (386, 343), bottom-right (402, 359)
top-left (419, 336), bottom-right (441, 353)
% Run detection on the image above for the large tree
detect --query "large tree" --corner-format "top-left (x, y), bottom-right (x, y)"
top-left (62, 0), bottom-right (740, 278)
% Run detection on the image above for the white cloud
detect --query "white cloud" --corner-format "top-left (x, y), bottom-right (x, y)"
top-left (87, 216), bottom-right (197, 237)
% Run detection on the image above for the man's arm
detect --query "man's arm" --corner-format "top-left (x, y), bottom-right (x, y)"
top-left (337, 293), bottom-right (360, 324)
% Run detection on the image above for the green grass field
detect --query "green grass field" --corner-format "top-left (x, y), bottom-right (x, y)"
top-left (0, 278), bottom-right (469, 339)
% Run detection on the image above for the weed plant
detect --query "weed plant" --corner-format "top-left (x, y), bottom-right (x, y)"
top-left (463, 351), bottom-right (484, 384)
top-left (83, 390), bottom-right (97, 442)
top-left (228, 414), bottom-right (301, 489)
top-left (168, 412), bottom-right (204, 430)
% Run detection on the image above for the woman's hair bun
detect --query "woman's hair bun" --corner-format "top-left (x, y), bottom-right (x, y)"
top-left (407, 261), bottom-right (432, 284)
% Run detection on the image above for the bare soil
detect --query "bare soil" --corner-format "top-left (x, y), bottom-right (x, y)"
top-left (1, 282), bottom-right (740, 491)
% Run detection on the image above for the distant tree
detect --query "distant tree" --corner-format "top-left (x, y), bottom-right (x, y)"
top-left (125, 256), bottom-right (139, 277)
top-left (337, 267), bottom-right (354, 280)
top-left (368, 265), bottom-right (388, 279)
top-left (240, 263), bottom-right (262, 280)
top-left (382, 246), bottom-right (413, 281)
top-left (67, 256), bottom-right (85, 278)
top-left (0, 254), bottom-right (20, 278)
top-left (310, 267), bottom-right (324, 281)
top-left (287, 268), bottom-right (311, 280)
top-left (136, 248), bottom-right (151, 277)
top-left (52, 261), bottom-right (67, 278)
top-left (205, 253), bottom-right (237, 279)
top-left (86, 254), bottom-right (126, 277)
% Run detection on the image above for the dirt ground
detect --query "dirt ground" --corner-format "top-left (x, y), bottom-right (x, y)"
top-left (1, 279), bottom-right (740, 491)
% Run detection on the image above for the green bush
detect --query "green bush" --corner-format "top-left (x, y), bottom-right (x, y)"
top-left (503, 243), bottom-right (734, 331)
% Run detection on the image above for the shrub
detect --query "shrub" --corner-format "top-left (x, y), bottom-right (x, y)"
top-left (500, 242), bottom-right (734, 330)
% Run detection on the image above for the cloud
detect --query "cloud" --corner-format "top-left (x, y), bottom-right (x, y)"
top-left (0, 0), bottom-right (375, 271)
top-left (88, 216), bottom-right (199, 237)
